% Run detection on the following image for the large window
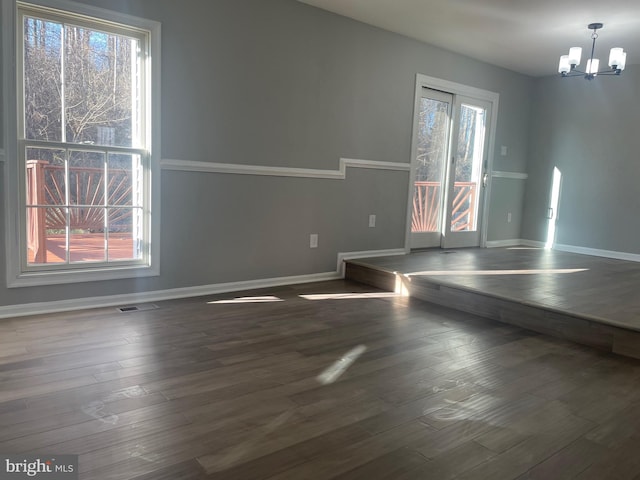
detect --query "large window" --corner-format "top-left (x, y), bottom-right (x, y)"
top-left (5, 1), bottom-right (160, 286)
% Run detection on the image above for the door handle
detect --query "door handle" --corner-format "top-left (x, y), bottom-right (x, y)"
top-left (482, 173), bottom-right (489, 187)
top-left (547, 207), bottom-right (554, 219)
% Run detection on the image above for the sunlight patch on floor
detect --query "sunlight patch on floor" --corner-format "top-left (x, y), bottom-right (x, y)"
top-left (317, 345), bottom-right (367, 385)
top-left (405, 268), bottom-right (588, 276)
top-left (208, 296), bottom-right (284, 304)
top-left (300, 292), bottom-right (400, 301)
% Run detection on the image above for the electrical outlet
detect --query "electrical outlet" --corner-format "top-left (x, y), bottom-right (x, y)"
top-left (310, 234), bottom-right (318, 248)
top-left (507, 212), bottom-right (512, 223)
top-left (369, 214), bottom-right (376, 228)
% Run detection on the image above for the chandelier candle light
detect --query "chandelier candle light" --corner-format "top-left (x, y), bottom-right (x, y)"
top-left (558, 23), bottom-right (627, 80)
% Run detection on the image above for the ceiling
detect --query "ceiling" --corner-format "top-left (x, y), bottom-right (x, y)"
top-left (296, 0), bottom-right (640, 77)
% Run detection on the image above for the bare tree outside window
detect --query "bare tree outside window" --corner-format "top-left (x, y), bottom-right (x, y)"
top-left (24, 17), bottom-right (136, 146)
top-left (415, 99), bottom-right (449, 183)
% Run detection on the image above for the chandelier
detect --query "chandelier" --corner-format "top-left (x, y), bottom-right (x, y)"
top-left (558, 23), bottom-right (627, 80)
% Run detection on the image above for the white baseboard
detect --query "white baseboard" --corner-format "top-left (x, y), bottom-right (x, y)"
top-left (0, 271), bottom-right (342, 319)
top-left (337, 248), bottom-right (407, 277)
top-left (520, 239), bottom-right (546, 248)
top-left (553, 243), bottom-right (640, 263)
top-left (485, 239), bottom-right (529, 248)
top-left (493, 239), bottom-right (640, 262)
top-left (486, 239), bottom-right (547, 248)
top-left (0, 248), bottom-right (406, 319)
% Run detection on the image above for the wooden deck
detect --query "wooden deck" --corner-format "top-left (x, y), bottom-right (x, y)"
top-left (345, 247), bottom-right (640, 359)
top-left (27, 233), bottom-right (137, 264)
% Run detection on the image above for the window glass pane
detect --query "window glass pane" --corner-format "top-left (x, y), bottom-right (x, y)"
top-left (24, 16), bottom-right (63, 142)
top-left (108, 153), bottom-right (140, 207)
top-left (69, 208), bottom-right (105, 263)
top-left (64, 25), bottom-right (138, 147)
top-left (451, 104), bottom-right (486, 232)
top-left (412, 97), bottom-right (449, 233)
top-left (27, 207), bottom-right (67, 264)
top-left (26, 148), bottom-right (65, 206)
top-left (69, 150), bottom-right (105, 206)
top-left (108, 207), bottom-right (141, 260)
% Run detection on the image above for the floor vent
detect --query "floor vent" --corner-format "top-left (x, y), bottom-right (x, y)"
top-left (441, 250), bottom-right (458, 254)
top-left (116, 303), bottom-right (159, 313)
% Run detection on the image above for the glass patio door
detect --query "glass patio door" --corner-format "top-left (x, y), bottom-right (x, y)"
top-left (410, 89), bottom-right (490, 249)
top-left (410, 89), bottom-right (453, 249)
top-left (441, 96), bottom-right (490, 248)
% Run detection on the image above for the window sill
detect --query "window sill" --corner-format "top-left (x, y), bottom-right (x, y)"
top-left (7, 263), bottom-right (160, 288)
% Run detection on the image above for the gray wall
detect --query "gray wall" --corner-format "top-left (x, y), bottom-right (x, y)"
top-left (522, 65), bottom-right (640, 253)
top-left (0, 0), bottom-right (533, 307)
top-left (487, 177), bottom-right (526, 242)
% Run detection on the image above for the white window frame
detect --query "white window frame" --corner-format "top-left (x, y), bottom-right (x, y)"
top-left (2, 0), bottom-right (161, 287)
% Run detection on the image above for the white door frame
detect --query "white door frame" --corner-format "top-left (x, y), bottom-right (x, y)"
top-left (404, 74), bottom-right (499, 252)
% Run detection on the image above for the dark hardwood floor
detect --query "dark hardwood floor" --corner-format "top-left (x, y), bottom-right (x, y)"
top-left (2, 278), bottom-right (640, 479)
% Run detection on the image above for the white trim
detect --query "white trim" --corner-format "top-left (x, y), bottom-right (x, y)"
top-left (147, 8), bottom-right (162, 284)
top-left (337, 248), bottom-right (407, 277)
top-left (17, 0), bottom-right (155, 30)
top-left (492, 171), bottom-right (528, 180)
top-left (0, 272), bottom-right (341, 319)
top-left (3, 0), bottom-right (19, 290)
top-left (340, 158), bottom-right (410, 171)
top-left (553, 243), bottom-right (640, 263)
top-left (521, 239), bottom-right (546, 248)
top-left (491, 239), bottom-right (640, 262)
top-left (486, 239), bottom-right (529, 248)
top-left (160, 157), bottom-right (410, 178)
top-left (416, 75), bottom-right (501, 103)
top-left (0, 247), bottom-right (405, 318)
top-left (9, 265), bottom-right (160, 288)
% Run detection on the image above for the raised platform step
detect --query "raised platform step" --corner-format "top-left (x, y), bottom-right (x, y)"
top-left (345, 249), bottom-right (640, 360)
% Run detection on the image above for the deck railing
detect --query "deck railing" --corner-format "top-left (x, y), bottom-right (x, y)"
top-left (412, 181), bottom-right (477, 233)
top-left (26, 159), bottom-right (133, 263)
